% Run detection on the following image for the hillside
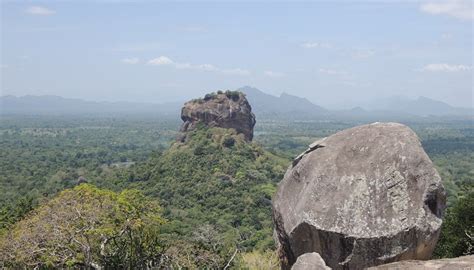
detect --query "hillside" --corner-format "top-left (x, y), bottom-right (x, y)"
top-left (127, 126), bottom-right (287, 267)
top-left (126, 92), bottom-right (287, 267)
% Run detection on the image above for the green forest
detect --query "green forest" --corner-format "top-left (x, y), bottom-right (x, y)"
top-left (0, 115), bottom-right (473, 269)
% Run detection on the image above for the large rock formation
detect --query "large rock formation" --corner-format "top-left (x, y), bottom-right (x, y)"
top-left (369, 255), bottom-right (474, 270)
top-left (179, 91), bottom-right (256, 141)
top-left (273, 122), bottom-right (446, 269)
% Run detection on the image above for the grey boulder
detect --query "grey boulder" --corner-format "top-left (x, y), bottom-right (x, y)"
top-left (291, 253), bottom-right (331, 270)
top-left (273, 122), bottom-right (446, 269)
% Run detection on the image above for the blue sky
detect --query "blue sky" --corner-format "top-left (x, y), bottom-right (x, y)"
top-left (1, 0), bottom-right (472, 108)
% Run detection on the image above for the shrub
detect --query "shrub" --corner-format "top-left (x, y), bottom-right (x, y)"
top-left (225, 90), bottom-right (241, 101)
top-left (433, 190), bottom-right (474, 258)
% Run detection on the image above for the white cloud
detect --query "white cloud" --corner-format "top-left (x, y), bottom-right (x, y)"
top-left (175, 63), bottom-right (219, 72)
top-left (420, 0), bottom-right (473, 21)
top-left (148, 56), bottom-right (174, 66)
top-left (301, 42), bottom-right (332, 49)
top-left (264, 71), bottom-right (285, 78)
top-left (420, 63), bottom-right (472, 72)
top-left (26, 6), bottom-right (55, 16)
top-left (221, 68), bottom-right (250, 76)
top-left (121, 58), bottom-right (140, 64)
top-left (352, 49), bottom-right (375, 59)
top-left (318, 68), bottom-right (348, 76)
top-left (147, 56), bottom-right (249, 76)
top-left (196, 64), bottom-right (218, 71)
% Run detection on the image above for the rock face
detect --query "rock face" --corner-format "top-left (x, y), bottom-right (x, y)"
top-left (368, 255), bottom-right (474, 270)
top-left (179, 91), bottom-right (256, 141)
top-left (273, 122), bottom-right (446, 270)
top-left (291, 253), bottom-right (331, 270)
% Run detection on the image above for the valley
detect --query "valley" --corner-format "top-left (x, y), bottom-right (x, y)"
top-left (1, 109), bottom-right (472, 268)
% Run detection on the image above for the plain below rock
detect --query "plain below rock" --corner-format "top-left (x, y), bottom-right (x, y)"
top-left (273, 122), bottom-right (446, 270)
top-left (369, 255), bottom-right (474, 269)
top-left (291, 253), bottom-right (331, 270)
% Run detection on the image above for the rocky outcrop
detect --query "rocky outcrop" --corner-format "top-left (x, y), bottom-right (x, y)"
top-left (273, 122), bottom-right (446, 270)
top-left (77, 176), bottom-right (88, 185)
top-left (179, 91), bottom-right (256, 141)
top-left (291, 253), bottom-right (331, 270)
top-left (369, 255), bottom-right (474, 269)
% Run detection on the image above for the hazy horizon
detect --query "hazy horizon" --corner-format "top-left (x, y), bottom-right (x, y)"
top-left (1, 1), bottom-right (473, 109)
top-left (2, 85), bottom-right (473, 111)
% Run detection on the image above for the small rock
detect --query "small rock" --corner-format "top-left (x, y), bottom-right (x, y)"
top-left (368, 255), bottom-right (474, 270)
top-left (77, 176), bottom-right (88, 185)
top-left (292, 253), bottom-right (331, 270)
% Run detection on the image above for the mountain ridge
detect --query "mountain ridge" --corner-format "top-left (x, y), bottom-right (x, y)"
top-left (365, 95), bottom-right (473, 116)
top-left (0, 94), bottom-right (182, 116)
top-left (238, 86), bottom-right (327, 117)
top-left (1, 88), bottom-right (472, 118)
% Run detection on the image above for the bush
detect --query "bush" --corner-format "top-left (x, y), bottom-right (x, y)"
top-left (204, 92), bottom-right (217, 101)
top-left (223, 136), bottom-right (236, 148)
top-left (238, 250), bottom-right (279, 270)
top-left (0, 184), bottom-right (165, 269)
top-left (225, 90), bottom-right (241, 101)
top-left (433, 190), bottom-right (474, 258)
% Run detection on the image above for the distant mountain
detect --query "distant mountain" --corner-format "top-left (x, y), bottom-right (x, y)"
top-left (0, 95), bottom-right (182, 116)
top-left (365, 96), bottom-right (473, 117)
top-left (238, 86), bottom-right (327, 118)
top-left (2, 91), bottom-right (471, 120)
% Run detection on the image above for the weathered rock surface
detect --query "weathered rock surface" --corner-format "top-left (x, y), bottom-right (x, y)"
top-left (291, 253), bottom-right (331, 270)
top-left (369, 255), bottom-right (474, 269)
top-left (179, 91), bottom-right (256, 141)
top-left (273, 122), bottom-right (446, 270)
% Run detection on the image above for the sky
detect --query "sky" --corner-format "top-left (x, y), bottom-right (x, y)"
top-left (1, 0), bottom-right (473, 109)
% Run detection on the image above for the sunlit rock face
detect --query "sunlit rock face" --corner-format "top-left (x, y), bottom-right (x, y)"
top-left (179, 91), bottom-right (256, 142)
top-left (273, 122), bottom-right (446, 270)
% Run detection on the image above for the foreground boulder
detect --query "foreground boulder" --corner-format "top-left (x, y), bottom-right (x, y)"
top-left (273, 122), bottom-right (446, 269)
top-left (369, 255), bottom-right (474, 269)
top-left (179, 91), bottom-right (256, 141)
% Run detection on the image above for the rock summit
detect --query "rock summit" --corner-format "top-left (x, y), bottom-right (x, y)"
top-left (179, 91), bottom-right (256, 141)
